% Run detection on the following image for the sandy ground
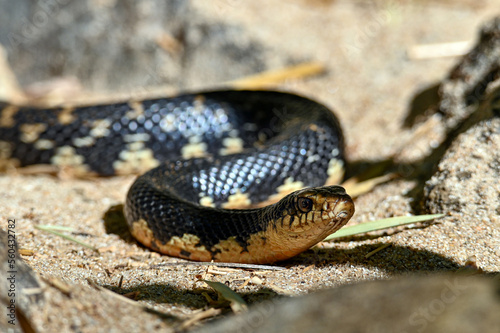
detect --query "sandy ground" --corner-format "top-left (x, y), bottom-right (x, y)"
top-left (0, 1), bottom-right (499, 332)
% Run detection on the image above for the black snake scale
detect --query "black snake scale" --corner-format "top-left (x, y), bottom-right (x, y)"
top-left (0, 90), bottom-right (355, 263)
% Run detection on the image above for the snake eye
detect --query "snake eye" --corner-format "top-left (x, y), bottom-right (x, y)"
top-left (297, 197), bottom-right (313, 213)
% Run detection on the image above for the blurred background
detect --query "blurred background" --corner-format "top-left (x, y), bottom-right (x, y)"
top-left (0, 0), bottom-right (497, 163)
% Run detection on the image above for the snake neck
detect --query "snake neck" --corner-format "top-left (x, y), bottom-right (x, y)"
top-left (125, 180), bottom-right (353, 264)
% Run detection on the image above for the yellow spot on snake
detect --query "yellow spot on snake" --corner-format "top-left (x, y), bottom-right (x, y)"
top-left (113, 141), bottom-right (160, 174)
top-left (0, 105), bottom-right (19, 127)
top-left (34, 139), bottom-right (55, 150)
top-left (130, 219), bottom-right (212, 261)
top-left (20, 123), bottom-right (47, 143)
top-left (219, 137), bottom-right (244, 156)
top-left (181, 136), bottom-right (207, 159)
top-left (73, 136), bottom-right (96, 147)
top-left (267, 177), bottom-right (304, 202)
top-left (251, 177), bottom-right (306, 208)
top-left (57, 106), bottom-right (75, 125)
top-left (325, 158), bottom-right (344, 185)
top-left (51, 146), bottom-right (89, 175)
top-left (199, 196), bottom-right (215, 208)
top-left (212, 232), bottom-right (282, 264)
top-left (90, 119), bottom-right (112, 138)
top-left (130, 219), bottom-right (155, 247)
top-left (0, 140), bottom-right (20, 171)
top-left (167, 234), bottom-right (205, 250)
top-left (212, 236), bottom-right (244, 256)
top-left (221, 190), bottom-right (252, 209)
top-left (126, 101), bottom-right (144, 119)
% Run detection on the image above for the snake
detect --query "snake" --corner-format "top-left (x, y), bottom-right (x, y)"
top-left (0, 90), bottom-right (355, 264)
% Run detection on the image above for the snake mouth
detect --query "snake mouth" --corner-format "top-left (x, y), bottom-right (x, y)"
top-left (330, 198), bottom-right (354, 229)
top-left (320, 195), bottom-right (355, 231)
top-left (333, 198), bottom-right (354, 219)
top-left (321, 195), bottom-right (353, 216)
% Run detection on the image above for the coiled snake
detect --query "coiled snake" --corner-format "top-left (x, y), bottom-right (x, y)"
top-left (0, 90), bottom-right (354, 264)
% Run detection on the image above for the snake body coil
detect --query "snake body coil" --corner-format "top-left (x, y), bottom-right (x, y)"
top-left (0, 90), bottom-right (354, 263)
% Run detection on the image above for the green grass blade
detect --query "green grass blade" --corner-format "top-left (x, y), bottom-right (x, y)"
top-left (202, 280), bottom-right (247, 312)
top-left (35, 225), bottom-right (97, 251)
top-left (324, 214), bottom-right (445, 241)
top-left (34, 224), bottom-right (75, 232)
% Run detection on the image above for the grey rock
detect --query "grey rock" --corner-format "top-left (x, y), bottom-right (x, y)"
top-left (0, 0), bottom-right (296, 92)
top-left (422, 16), bottom-right (500, 218)
top-left (0, 227), bottom-right (43, 332)
top-left (438, 17), bottom-right (500, 129)
top-left (196, 275), bottom-right (500, 333)
top-left (424, 116), bottom-right (499, 216)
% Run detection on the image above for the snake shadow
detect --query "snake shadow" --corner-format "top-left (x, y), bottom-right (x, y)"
top-left (100, 206), bottom-right (498, 315)
top-left (286, 242), bottom-right (462, 273)
top-left (96, 241), bottom-right (492, 317)
top-left (343, 82), bottom-right (441, 181)
top-left (102, 204), bottom-right (135, 242)
top-left (99, 277), bottom-right (284, 325)
top-left (402, 82), bottom-right (440, 129)
top-left (345, 79), bottom-right (497, 213)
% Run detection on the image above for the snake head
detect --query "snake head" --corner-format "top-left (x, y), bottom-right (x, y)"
top-left (259, 185), bottom-right (354, 263)
top-left (270, 185), bottom-right (354, 250)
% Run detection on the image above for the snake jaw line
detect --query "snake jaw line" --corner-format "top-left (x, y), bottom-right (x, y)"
top-left (326, 198), bottom-right (355, 232)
